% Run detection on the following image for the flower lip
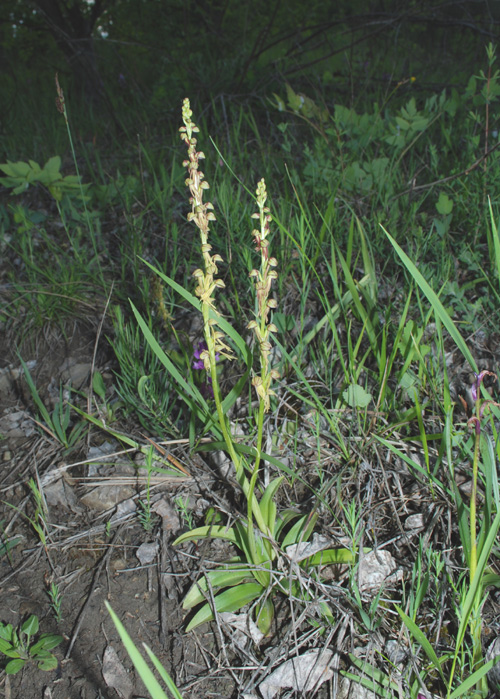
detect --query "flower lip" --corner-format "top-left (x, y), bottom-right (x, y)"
top-left (192, 341), bottom-right (220, 370)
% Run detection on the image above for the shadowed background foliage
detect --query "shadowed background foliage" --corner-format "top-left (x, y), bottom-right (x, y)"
top-left (2, 0), bottom-right (499, 158)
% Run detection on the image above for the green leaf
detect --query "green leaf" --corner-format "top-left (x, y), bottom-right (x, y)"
top-left (28, 159), bottom-right (41, 174)
top-left (255, 597), bottom-right (274, 635)
top-left (36, 654), bottom-right (58, 672)
top-left (281, 513), bottom-right (318, 549)
top-left (436, 192), bottom-right (453, 215)
top-left (21, 615), bottom-right (39, 636)
top-left (0, 160), bottom-right (32, 178)
top-left (482, 572), bottom-right (500, 587)
top-left (0, 638), bottom-right (14, 654)
top-left (31, 634), bottom-right (63, 652)
top-left (232, 520), bottom-right (271, 570)
top-left (0, 624), bottom-right (13, 642)
top-left (32, 648), bottom-right (52, 659)
top-left (43, 156), bottom-right (62, 180)
top-left (274, 509), bottom-right (304, 540)
top-left (185, 582), bottom-right (264, 632)
top-left (395, 116), bottom-right (410, 130)
top-left (172, 525), bottom-right (239, 548)
top-left (2, 648), bottom-right (22, 658)
top-left (183, 568), bottom-right (253, 610)
top-left (5, 658), bottom-right (25, 674)
top-left (92, 371), bottom-right (106, 401)
top-left (285, 82), bottom-right (304, 112)
top-left (342, 383), bottom-right (372, 408)
top-left (259, 477), bottom-right (284, 532)
top-left (12, 182), bottom-right (29, 194)
top-left (305, 547), bottom-right (361, 566)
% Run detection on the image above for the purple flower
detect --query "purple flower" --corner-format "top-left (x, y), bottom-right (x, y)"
top-left (192, 341), bottom-right (220, 399)
top-left (192, 342), bottom-right (206, 370)
top-left (471, 369), bottom-right (498, 401)
top-left (192, 341), bottom-right (219, 370)
top-left (471, 371), bottom-right (484, 402)
top-left (468, 370), bottom-right (500, 435)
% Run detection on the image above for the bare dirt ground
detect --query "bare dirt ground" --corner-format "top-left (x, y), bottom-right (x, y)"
top-left (0, 321), bottom-right (244, 699)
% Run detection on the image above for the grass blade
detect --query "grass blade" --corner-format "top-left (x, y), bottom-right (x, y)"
top-left (383, 228), bottom-right (477, 372)
top-left (105, 602), bottom-right (169, 699)
top-left (396, 606), bottom-right (446, 683)
top-left (142, 644), bottom-right (184, 699)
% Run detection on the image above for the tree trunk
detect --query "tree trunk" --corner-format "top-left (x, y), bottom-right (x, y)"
top-left (31, 0), bottom-right (110, 103)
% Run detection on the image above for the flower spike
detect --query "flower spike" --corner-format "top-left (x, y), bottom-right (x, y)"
top-left (180, 98), bottom-right (234, 363)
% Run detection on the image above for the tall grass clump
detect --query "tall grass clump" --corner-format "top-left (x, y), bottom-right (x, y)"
top-left (383, 229), bottom-right (500, 699)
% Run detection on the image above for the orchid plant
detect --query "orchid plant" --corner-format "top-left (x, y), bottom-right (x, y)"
top-left (130, 99), bottom-right (359, 635)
